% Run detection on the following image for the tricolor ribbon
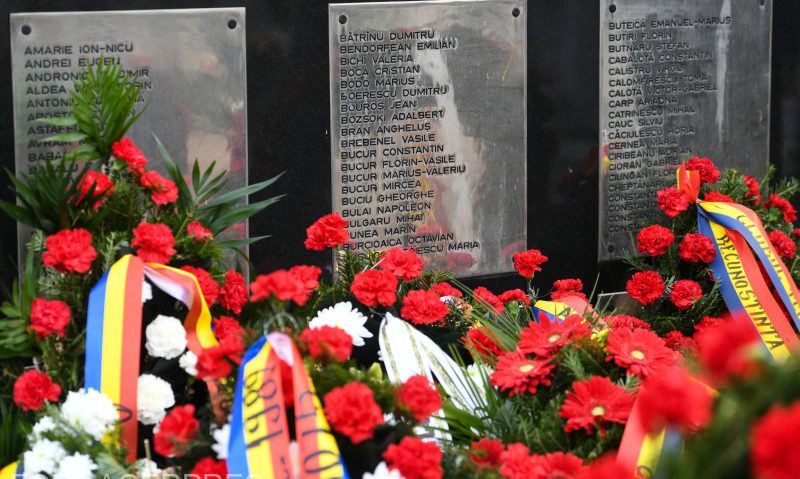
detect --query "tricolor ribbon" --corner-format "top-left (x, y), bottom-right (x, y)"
top-left (84, 254), bottom-right (217, 461)
top-left (533, 296), bottom-right (593, 323)
top-left (228, 332), bottom-right (349, 479)
top-left (0, 462), bottom-right (22, 479)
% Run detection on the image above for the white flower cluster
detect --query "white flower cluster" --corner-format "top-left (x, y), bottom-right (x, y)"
top-left (60, 388), bottom-right (118, 441)
top-left (309, 301), bottom-right (373, 346)
top-left (211, 423), bottom-right (230, 460)
top-left (23, 441), bottom-right (97, 479)
top-left (179, 350), bottom-right (199, 376)
top-left (137, 374), bottom-right (176, 425)
top-left (134, 459), bottom-right (162, 479)
top-left (145, 314), bottom-right (187, 359)
top-left (363, 462), bottom-right (406, 479)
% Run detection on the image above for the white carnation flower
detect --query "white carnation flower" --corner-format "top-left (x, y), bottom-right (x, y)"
top-left (134, 459), bottom-right (161, 479)
top-left (308, 301), bottom-right (373, 346)
top-left (211, 423), bottom-right (230, 459)
top-left (142, 280), bottom-right (153, 303)
top-left (53, 452), bottom-right (97, 479)
top-left (61, 388), bottom-right (118, 441)
top-left (363, 462), bottom-right (405, 479)
top-left (32, 416), bottom-right (57, 437)
top-left (179, 350), bottom-right (199, 376)
top-left (23, 439), bottom-right (66, 477)
top-left (145, 315), bottom-right (187, 359)
top-left (137, 374), bottom-right (175, 426)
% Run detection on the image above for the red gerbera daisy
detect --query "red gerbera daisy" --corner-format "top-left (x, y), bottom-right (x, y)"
top-left (490, 351), bottom-right (554, 396)
top-left (605, 327), bottom-right (675, 378)
top-left (558, 376), bottom-right (634, 434)
top-left (518, 314), bottom-right (591, 358)
top-left (534, 452), bottom-right (586, 479)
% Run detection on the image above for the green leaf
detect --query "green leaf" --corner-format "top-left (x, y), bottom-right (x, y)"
top-left (37, 116), bottom-right (78, 127)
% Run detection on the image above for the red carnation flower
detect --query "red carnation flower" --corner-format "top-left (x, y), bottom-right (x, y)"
top-left (180, 265), bottom-right (219, 306)
top-left (794, 228), bottom-right (800, 239)
top-left (750, 401), bottom-right (800, 479)
top-left (432, 282), bottom-right (462, 299)
top-left (380, 247), bottom-right (424, 281)
top-left (29, 298), bottom-right (71, 340)
top-left (186, 221), bottom-right (213, 242)
top-left (396, 375), bottom-right (442, 422)
top-left (625, 271), bottom-right (665, 305)
top-left (498, 289), bottom-right (531, 306)
top-left (139, 170), bottom-right (178, 205)
top-left (553, 278), bottom-right (583, 294)
top-left (468, 438), bottom-right (505, 470)
top-left (664, 330), bottom-right (697, 354)
top-left (464, 326), bottom-right (505, 358)
top-left (559, 376), bottom-right (634, 434)
top-left (490, 351), bottom-right (554, 396)
top-left (195, 346), bottom-right (232, 379)
top-left (499, 443), bottom-right (537, 479)
top-left (473, 286), bottom-right (504, 314)
top-left (768, 230), bottom-right (796, 259)
top-left (212, 315), bottom-right (242, 341)
top-left (75, 171), bottom-right (115, 210)
top-left (131, 222), bottom-right (176, 264)
top-left (190, 457), bottom-right (228, 479)
top-left (304, 213), bottom-right (349, 250)
top-left (637, 366), bottom-right (712, 434)
top-left (518, 314), bottom-right (591, 358)
top-left (535, 452), bottom-right (586, 479)
top-left (300, 325), bottom-right (353, 363)
top-left (605, 327), bottom-right (675, 378)
top-left (42, 228), bottom-right (97, 274)
top-left (576, 454), bottom-right (636, 479)
top-left (636, 224), bottom-right (674, 256)
top-left (383, 436), bottom-right (443, 479)
top-left (656, 187), bottom-right (689, 218)
top-left (218, 270), bottom-right (248, 315)
top-left (695, 319), bottom-right (760, 383)
top-left (513, 249), bottom-right (548, 278)
top-left (686, 156), bottom-right (720, 184)
top-left (250, 270), bottom-right (310, 305)
top-left (154, 404), bottom-right (199, 457)
top-left (401, 289), bottom-right (450, 325)
top-left (350, 269), bottom-right (398, 307)
top-left (765, 193), bottom-right (798, 223)
top-left (111, 137), bottom-right (147, 175)
top-left (445, 252), bottom-right (475, 273)
top-left (742, 174), bottom-right (761, 204)
top-left (13, 370), bottom-right (61, 411)
top-left (669, 279), bottom-right (702, 310)
top-left (603, 314), bottom-right (650, 330)
top-left (323, 382), bottom-right (384, 444)
top-left (678, 233), bottom-right (716, 263)
top-left (288, 264), bottom-right (322, 292)
top-left (219, 334), bottom-right (245, 365)
top-left (703, 190), bottom-right (733, 202)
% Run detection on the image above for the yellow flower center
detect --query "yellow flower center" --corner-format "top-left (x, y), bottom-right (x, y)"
top-left (518, 364), bottom-right (535, 373)
top-left (631, 349), bottom-right (645, 360)
top-left (591, 405), bottom-right (606, 416)
top-left (548, 333), bottom-right (561, 343)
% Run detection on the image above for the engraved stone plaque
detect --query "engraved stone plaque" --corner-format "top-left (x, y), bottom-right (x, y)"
top-left (10, 8), bottom-right (247, 259)
top-left (599, 0), bottom-right (771, 262)
top-left (329, 0), bottom-right (527, 277)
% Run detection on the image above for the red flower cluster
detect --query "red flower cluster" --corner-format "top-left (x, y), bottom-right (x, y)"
top-left (29, 298), bottom-right (71, 340)
top-left (300, 325), bottom-right (353, 363)
top-left (186, 221), bottom-right (213, 242)
top-left (636, 225), bottom-right (674, 256)
top-left (490, 351), bottom-right (554, 396)
top-left (464, 326), bottom-right (505, 358)
top-left (401, 289), bottom-right (450, 325)
top-left (679, 233), bottom-right (716, 263)
top-left (13, 370), bottom-right (61, 411)
top-left (323, 382), bottom-right (384, 443)
top-left (383, 436), bottom-right (443, 479)
top-left (605, 327), bottom-right (674, 378)
top-left (396, 375), bottom-right (442, 422)
top-left (513, 249), bottom-right (548, 278)
top-left (350, 269), bottom-right (397, 307)
top-left (190, 457), bottom-right (228, 479)
top-left (111, 137), bottom-right (147, 175)
top-left (576, 454), bottom-right (635, 479)
top-left (559, 376), bottom-right (633, 434)
top-left (695, 315), bottom-right (726, 335)
top-left (468, 438), bottom-right (505, 470)
top-left (218, 270), bottom-right (248, 315)
top-left (742, 174), bottom-right (761, 204)
top-left (75, 171), bottom-right (115, 210)
top-left (695, 319), bottom-right (760, 382)
top-left (750, 400), bottom-right (800, 479)
top-left (669, 279), bottom-right (702, 310)
top-left (131, 222), bottom-right (176, 264)
top-left (181, 265), bottom-right (219, 306)
top-left (656, 187), bottom-right (689, 218)
top-left (518, 314), bottom-right (590, 358)
top-left (663, 330), bottom-right (697, 354)
top-left (474, 286), bottom-right (504, 313)
top-left (139, 170), bottom-right (178, 205)
top-left (533, 452), bottom-right (585, 479)
top-left (703, 190), bottom-right (733, 202)
top-left (304, 212), bottom-right (349, 250)
top-left (765, 193), bottom-right (797, 223)
top-left (211, 315), bottom-right (242, 342)
top-left (380, 247), bottom-right (424, 281)
top-left (637, 366), bottom-right (712, 434)
top-left (498, 289), bottom-right (531, 306)
top-left (251, 267), bottom-right (319, 305)
top-left (42, 228), bottom-right (97, 274)
top-left (768, 230), bottom-right (796, 259)
top-left (195, 333), bottom-right (245, 379)
top-left (498, 443), bottom-right (535, 479)
top-left (603, 314), bottom-right (650, 330)
top-left (625, 271), bottom-right (664, 305)
top-left (551, 278), bottom-right (587, 301)
top-left (686, 156), bottom-right (720, 184)
top-left (154, 404), bottom-right (199, 457)
top-left (432, 282), bottom-right (462, 298)
top-left (289, 264), bottom-right (323, 291)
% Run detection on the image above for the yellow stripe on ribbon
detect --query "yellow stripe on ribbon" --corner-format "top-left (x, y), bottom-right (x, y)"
top-left (0, 462), bottom-right (20, 479)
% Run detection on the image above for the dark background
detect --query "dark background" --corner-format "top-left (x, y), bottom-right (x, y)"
top-left (0, 0), bottom-right (798, 297)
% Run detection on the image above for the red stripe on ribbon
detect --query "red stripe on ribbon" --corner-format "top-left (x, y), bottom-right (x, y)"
top-left (119, 257), bottom-right (144, 462)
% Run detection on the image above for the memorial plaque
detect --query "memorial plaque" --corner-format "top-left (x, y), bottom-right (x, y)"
top-left (329, 0), bottom-right (527, 277)
top-left (10, 8), bottom-right (247, 261)
top-left (599, 0), bottom-right (772, 261)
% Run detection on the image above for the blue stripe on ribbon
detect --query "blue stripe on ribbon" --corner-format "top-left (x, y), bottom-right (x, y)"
top-left (227, 335), bottom-right (267, 478)
top-left (84, 267), bottom-right (110, 391)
